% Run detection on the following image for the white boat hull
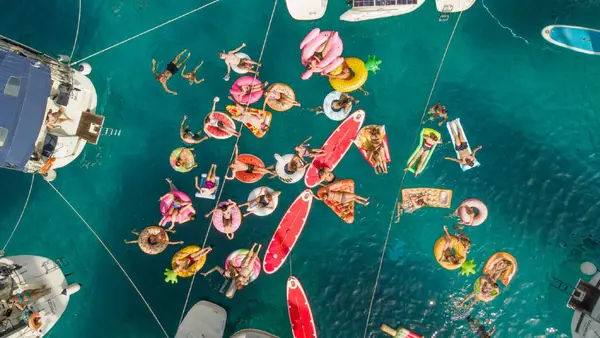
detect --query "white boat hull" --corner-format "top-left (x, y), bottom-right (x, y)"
top-left (285, 0), bottom-right (327, 20)
top-left (435, 0), bottom-right (476, 12)
top-left (340, 2), bottom-right (425, 22)
top-left (176, 301), bottom-right (226, 338)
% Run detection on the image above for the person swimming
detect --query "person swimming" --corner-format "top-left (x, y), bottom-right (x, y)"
top-left (220, 43), bottom-right (261, 81)
top-left (180, 115), bottom-right (209, 144)
top-left (152, 49), bottom-right (190, 95)
top-left (467, 316), bottom-right (496, 338)
top-left (295, 137), bottom-right (326, 159)
top-left (239, 187), bottom-right (281, 217)
top-left (195, 164), bottom-right (218, 197)
top-left (180, 61), bottom-right (205, 85)
top-left (404, 132), bottom-right (442, 177)
top-left (444, 119), bottom-right (482, 167)
top-left (424, 103), bottom-right (448, 126)
top-left (225, 145), bottom-right (277, 180)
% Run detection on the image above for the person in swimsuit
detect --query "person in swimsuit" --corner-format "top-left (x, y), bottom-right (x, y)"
top-left (45, 107), bottom-right (72, 129)
top-left (173, 246), bottom-right (213, 275)
top-left (9, 287), bottom-right (48, 311)
top-left (487, 259), bottom-right (512, 282)
top-left (124, 228), bottom-right (183, 245)
top-left (262, 84), bottom-right (301, 111)
top-left (225, 145), bottom-right (277, 180)
top-left (152, 49), bottom-right (190, 95)
top-left (324, 60), bottom-right (369, 95)
top-left (180, 61), bottom-right (205, 85)
top-left (236, 243), bottom-right (262, 286)
top-left (195, 164), bottom-right (218, 197)
top-left (313, 185), bottom-right (370, 206)
top-left (205, 98), bottom-right (241, 137)
top-left (461, 276), bottom-right (500, 308)
top-left (311, 93), bottom-right (358, 116)
top-left (239, 188), bottom-right (281, 217)
top-left (285, 155), bottom-right (308, 175)
top-left (449, 202), bottom-right (477, 226)
top-left (424, 103), bottom-right (448, 126)
top-left (295, 137), bottom-right (326, 159)
top-left (318, 166), bottom-right (337, 184)
top-left (445, 120), bottom-right (482, 167)
top-left (240, 81), bottom-right (267, 97)
top-left (205, 199), bottom-right (238, 235)
top-left (161, 178), bottom-right (194, 229)
top-left (398, 194), bottom-right (427, 217)
top-left (404, 132), bottom-right (442, 177)
top-left (180, 115), bottom-right (209, 144)
top-left (227, 99), bottom-right (270, 134)
top-left (220, 43), bottom-right (261, 81)
top-left (467, 316), bottom-right (496, 338)
top-left (438, 225), bottom-right (471, 264)
top-left (370, 146), bottom-right (388, 175)
top-left (306, 32), bottom-right (338, 71)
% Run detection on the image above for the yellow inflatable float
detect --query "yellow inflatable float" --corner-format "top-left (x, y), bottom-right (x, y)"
top-left (484, 252), bottom-right (518, 286)
top-left (171, 245), bottom-right (207, 278)
top-left (433, 236), bottom-right (467, 270)
top-left (328, 55), bottom-right (382, 93)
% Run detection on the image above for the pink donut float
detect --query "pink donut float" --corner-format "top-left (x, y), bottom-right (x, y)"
top-left (159, 191), bottom-right (196, 225)
top-left (229, 76), bottom-right (264, 105)
top-left (300, 28), bottom-right (344, 80)
top-left (212, 201), bottom-right (242, 240)
top-left (457, 198), bottom-right (488, 226)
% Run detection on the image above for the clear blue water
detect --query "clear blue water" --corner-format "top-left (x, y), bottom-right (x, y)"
top-left (1, 0), bottom-right (600, 337)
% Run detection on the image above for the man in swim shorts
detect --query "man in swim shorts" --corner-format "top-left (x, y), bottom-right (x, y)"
top-left (180, 115), bottom-right (209, 144)
top-left (467, 316), bottom-right (496, 338)
top-left (152, 49), bottom-right (190, 95)
top-left (424, 103), bottom-right (448, 126)
top-left (444, 120), bottom-right (482, 167)
top-left (220, 43), bottom-right (261, 81)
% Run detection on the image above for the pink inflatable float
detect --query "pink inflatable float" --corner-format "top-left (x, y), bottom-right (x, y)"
top-left (229, 76), bottom-right (264, 105)
top-left (300, 28), bottom-right (344, 80)
top-left (159, 191), bottom-right (196, 226)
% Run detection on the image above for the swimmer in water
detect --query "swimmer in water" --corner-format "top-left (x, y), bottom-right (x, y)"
top-left (295, 136), bottom-right (326, 159)
top-left (423, 103), bottom-right (448, 126)
top-left (195, 164), bottom-right (218, 197)
top-left (445, 120), bottom-right (482, 168)
top-left (152, 49), bottom-right (190, 95)
top-left (220, 43), bottom-right (261, 81)
top-left (324, 60), bottom-right (369, 95)
top-left (180, 115), bottom-right (209, 144)
top-left (310, 93), bottom-right (358, 116)
top-left (180, 61), bottom-right (205, 85)
top-left (405, 132), bottom-right (442, 177)
top-left (467, 316), bottom-right (496, 338)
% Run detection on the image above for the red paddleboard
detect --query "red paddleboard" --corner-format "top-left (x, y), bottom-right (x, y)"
top-left (287, 276), bottom-right (317, 338)
top-left (304, 110), bottom-right (366, 188)
top-left (263, 190), bottom-right (313, 274)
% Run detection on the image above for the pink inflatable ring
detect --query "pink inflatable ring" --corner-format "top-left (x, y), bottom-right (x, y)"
top-left (159, 191), bottom-right (196, 226)
top-left (212, 201), bottom-right (242, 240)
top-left (457, 198), bottom-right (488, 226)
top-left (300, 28), bottom-right (344, 80)
top-left (229, 76), bottom-right (264, 105)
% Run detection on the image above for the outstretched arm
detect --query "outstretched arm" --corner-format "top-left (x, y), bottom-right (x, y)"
top-left (472, 145), bottom-right (482, 155)
top-left (180, 116), bottom-right (187, 137)
top-left (230, 43), bottom-right (246, 54)
top-left (152, 59), bottom-right (158, 75)
top-left (162, 82), bottom-right (177, 95)
top-left (194, 176), bottom-right (201, 191)
top-left (444, 157), bottom-right (462, 163)
top-left (205, 209), bottom-right (216, 218)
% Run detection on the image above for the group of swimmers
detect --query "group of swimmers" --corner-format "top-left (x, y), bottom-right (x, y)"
top-left (152, 49), bottom-right (204, 95)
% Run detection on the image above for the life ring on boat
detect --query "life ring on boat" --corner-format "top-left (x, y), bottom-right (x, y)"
top-left (159, 190), bottom-right (195, 226)
top-left (225, 249), bottom-right (261, 283)
top-left (40, 158), bottom-right (56, 176)
top-left (433, 235), bottom-right (467, 270)
top-left (300, 28), bottom-right (344, 80)
top-left (265, 83), bottom-right (296, 112)
top-left (473, 276), bottom-right (500, 303)
top-left (27, 312), bottom-right (42, 331)
top-left (246, 187), bottom-right (279, 217)
top-left (235, 154), bottom-right (266, 183)
top-left (457, 198), bottom-right (488, 226)
top-left (171, 245), bottom-right (207, 278)
top-left (204, 112), bottom-right (237, 139)
top-left (231, 52), bottom-right (251, 74)
top-left (322, 91), bottom-right (352, 121)
top-left (169, 147), bottom-right (196, 173)
top-left (211, 201), bottom-right (242, 239)
top-left (229, 76), bottom-right (263, 105)
top-left (329, 57), bottom-right (368, 93)
top-left (137, 226), bottom-right (170, 255)
top-left (483, 252), bottom-right (518, 286)
top-left (274, 154), bottom-right (305, 184)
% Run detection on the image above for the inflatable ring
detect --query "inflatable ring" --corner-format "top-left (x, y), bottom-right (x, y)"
top-left (246, 187), bottom-right (279, 217)
top-left (265, 84), bottom-right (296, 112)
top-left (204, 112), bottom-right (237, 139)
top-left (329, 57), bottom-right (368, 93)
top-left (235, 154), bottom-right (266, 183)
top-left (457, 198), bottom-right (488, 226)
top-left (171, 245), bottom-right (207, 278)
top-left (212, 201), bottom-right (242, 239)
top-left (28, 312), bottom-right (42, 331)
top-left (473, 276), bottom-right (500, 302)
top-left (274, 154), bottom-right (305, 184)
top-left (231, 52), bottom-right (250, 74)
top-left (483, 252), bottom-right (518, 286)
top-left (225, 249), bottom-right (261, 283)
top-left (230, 76), bottom-right (264, 105)
top-left (433, 236), bottom-right (467, 270)
top-left (322, 91), bottom-right (352, 121)
top-left (170, 148), bottom-right (196, 173)
top-left (137, 226), bottom-right (170, 255)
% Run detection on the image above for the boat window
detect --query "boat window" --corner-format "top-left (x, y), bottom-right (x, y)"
top-left (0, 127), bottom-right (8, 147)
top-left (4, 77), bottom-right (21, 97)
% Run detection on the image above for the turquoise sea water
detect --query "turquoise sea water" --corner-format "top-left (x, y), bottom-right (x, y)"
top-left (2, 0), bottom-right (600, 337)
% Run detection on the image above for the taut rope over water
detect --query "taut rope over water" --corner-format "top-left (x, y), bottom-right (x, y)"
top-left (1, 174), bottom-right (35, 253)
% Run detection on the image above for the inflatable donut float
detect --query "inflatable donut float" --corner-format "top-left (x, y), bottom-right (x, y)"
top-left (433, 235), bottom-right (467, 270)
top-left (229, 76), bottom-right (264, 105)
top-left (170, 148), bottom-right (196, 173)
top-left (457, 198), bottom-right (488, 226)
top-left (211, 201), bottom-right (242, 239)
top-left (137, 226), bottom-right (171, 255)
top-left (171, 245), bottom-right (207, 278)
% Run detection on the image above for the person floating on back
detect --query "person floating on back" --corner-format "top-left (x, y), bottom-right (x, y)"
top-left (152, 49), bottom-right (190, 95)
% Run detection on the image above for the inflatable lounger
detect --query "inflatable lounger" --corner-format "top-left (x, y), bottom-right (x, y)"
top-left (195, 174), bottom-right (220, 200)
top-left (446, 118), bottom-right (480, 171)
top-left (401, 188), bottom-right (453, 209)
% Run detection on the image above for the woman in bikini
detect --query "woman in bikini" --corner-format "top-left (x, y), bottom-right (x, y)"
top-left (461, 275), bottom-right (500, 308)
top-left (305, 32), bottom-right (338, 72)
top-left (285, 155), bottom-right (308, 175)
top-left (205, 98), bottom-right (240, 137)
top-left (424, 103), bottom-right (448, 126)
top-left (124, 228), bottom-right (183, 246)
top-left (220, 43), bottom-right (261, 81)
top-left (324, 60), bottom-right (369, 95)
top-left (152, 49), bottom-right (190, 95)
top-left (444, 119), bottom-right (482, 167)
top-left (227, 98), bottom-right (270, 134)
top-left (311, 93), bottom-right (358, 116)
top-left (45, 107), bottom-right (72, 129)
top-left (239, 188), bottom-right (281, 217)
top-left (448, 202), bottom-right (476, 226)
top-left (262, 84), bottom-right (301, 111)
top-left (180, 115), bottom-right (209, 144)
top-left (295, 137), bottom-right (326, 159)
top-left (438, 225), bottom-right (470, 265)
top-left (225, 145), bottom-right (277, 180)
top-left (235, 243), bottom-right (262, 286)
top-left (205, 199), bottom-right (239, 235)
top-left (160, 178), bottom-right (194, 229)
top-left (180, 61), bottom-right (205, 85)
top-left (404, 132), bottom-right (442, 177)
top-left (9, 287), bottom-right (48, 311)
top-left (313, 185), bottom-right (370, 206)
top-left (172, 246), bottom-right (213, 275)
top-left (195, 164), bottom-right (218, 197)
top-left (369, 146), bottom-right (388, 175)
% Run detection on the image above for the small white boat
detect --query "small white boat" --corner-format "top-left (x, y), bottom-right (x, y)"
top-left (0, 255), bottom-right (81, 337)
top-left (435, 0), bottom-right (476, 13)
top-left (176, 301), bottom-right (227, 338)
top-left (285, 0), bottom-right (327, 21)
top-left (542, 25), bottom-right (600, 56)
top-left (231, 329), bottom-right (280, 338)
top-left (340, 0), bottom-right (425, 22)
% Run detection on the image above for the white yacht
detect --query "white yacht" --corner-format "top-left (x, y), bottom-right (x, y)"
top-left (567, 262), bottom-right (600, 337)
top-left (340, 0), bottom-right (425, 22)
top-left (0, 255), bottom-right (81, 337)
top-left (435, 0), bottom-right (476, 14)
top-left (285, 0), bottom-right (327, 21)
top-left (0, 35), bottom-right (102, 181)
